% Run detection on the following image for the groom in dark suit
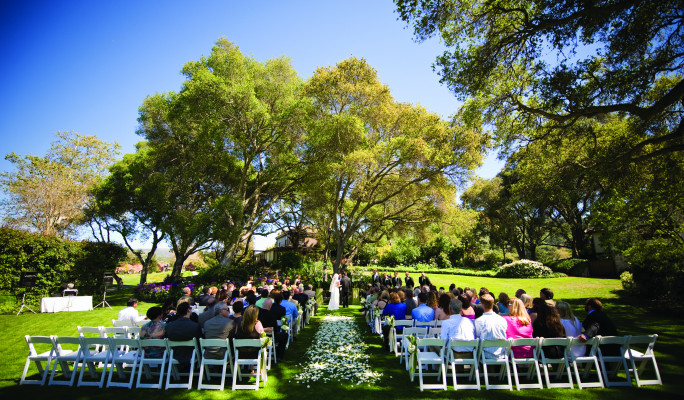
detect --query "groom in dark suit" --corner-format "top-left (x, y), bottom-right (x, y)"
top-left (340, 272), bottom-right (352, 308)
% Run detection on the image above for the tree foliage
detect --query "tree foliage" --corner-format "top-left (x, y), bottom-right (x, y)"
top-left (1, 131), bottom-right (120, 237)
top-left (302, 57), bottom-right (486, 273)
top-left (395, 0), bottom-right (683, 163)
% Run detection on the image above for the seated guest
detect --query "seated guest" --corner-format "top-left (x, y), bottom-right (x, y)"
top-left (532, 298), bottom-right (566, 358)
top-left (140, 306), bottom-right (166, 358)
top-left (118, 297), bottom-right (144, 325)
top-left (504, 298), bottom-right (533, 357)
top-left (440, 299), bottom-right (475, 355)
top-left (426, 291), bottom-right (439, 312)
top-left (458, 293), bottom-right (476, 320)
top-left (197, 286), bottom-right (212, 306)
top-left (162, 298), bottom-right (177, 322)
top-left (412, 292), bottom-right (435, 322)
top-left (497, 292), bottom-right (510, 315)
top-left (403, 288), bottom-right (417, 317)
top-left (540, 287), bottom-right (556, 307)
top-left (578, 297), bottom-right (620, 355)
top-left (234, 306), bottom-right (264, 359)
top-left (557, 301), bottom-right (585, 357)
top-left (203, 302), bottom-right (235, 359)
top-left (197, 296), bottom-right (217, 328)
top-left (381, 292), bottom-right (408, 350)
top-left (521, 293), bottom-right (536, 322)
top-left (434, 293), bottom-right (452, 321)
top-left (62, 283), bottom-right (78, 296)
top-left (474, 294), bottom-right (508, 359)
top-left (373, 290), bottom-right (390, 310)
top-left (165, 302), bottom-right (202, 370)
top-left (515, 289), bottom-right (526, 299)
top-left (255, 288), bottom-right (269, 308)
top-left (259, 298), bottom-right (287, 361)
top-left (280, 290), bottom-right (299, 319)
top-left (176, 286), bottom-right (195, 307)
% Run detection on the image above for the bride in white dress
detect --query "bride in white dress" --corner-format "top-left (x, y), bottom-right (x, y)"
top-left (327, 273), bottom-right (340, 311)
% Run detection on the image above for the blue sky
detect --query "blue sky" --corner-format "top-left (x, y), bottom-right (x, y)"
top-left (0, 0), bottom-right (503, 249)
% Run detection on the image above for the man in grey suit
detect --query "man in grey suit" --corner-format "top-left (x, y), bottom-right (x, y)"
top-left (202, 302), bottom-right (236, 359)
top-left (340, 272), bottom-right (352, 308)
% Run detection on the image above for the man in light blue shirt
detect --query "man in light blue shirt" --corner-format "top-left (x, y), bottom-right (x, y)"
top-left (281, 290), bottom-right (299, 319)
top-left (474, 293), bottom-right (507, 359)
top-left (411, 292), bottom-right (434, 322)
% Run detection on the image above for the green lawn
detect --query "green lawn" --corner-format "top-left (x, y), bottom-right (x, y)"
top-left (1, 274), bottom-right (681, 399)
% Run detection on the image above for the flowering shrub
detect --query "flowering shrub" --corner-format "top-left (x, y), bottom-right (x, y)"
top-left (620, 271), bottom-right (638, 294)
top-left (495, 259), bottom-right (554, 278)
top-left (134, 278), bottom-right (196, 303)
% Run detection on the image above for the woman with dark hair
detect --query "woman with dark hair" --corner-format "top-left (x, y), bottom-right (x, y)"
top-left (230, 288), bottom-right (242, 305)
top-left (532, 298), bottom-right (566, 358)
top-left (434, 293), bottom-right (452, 321)
top-left (140, 306), bottom-right (166, 358)
top-left (161, 298), bottom-right (177, 323)
top-left (403, 288), bottom-right (417, 318)
top-left (497, 292), bottom-right (510, 315)
top-left (458, 293), bottom-right (476, 320)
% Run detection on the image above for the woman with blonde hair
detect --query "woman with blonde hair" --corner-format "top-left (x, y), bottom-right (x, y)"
top-left (504, 298), bottom-right (534, 357)
top-left (521, 293), bottom-right (537, 322)
top-left (235, 305), bottom-right (264, 358)
top-left (557, 301), bottom-right (585, 357)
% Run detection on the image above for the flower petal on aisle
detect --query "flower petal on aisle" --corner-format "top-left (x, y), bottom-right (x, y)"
top-left (293, 315), bottom-right (382, 384)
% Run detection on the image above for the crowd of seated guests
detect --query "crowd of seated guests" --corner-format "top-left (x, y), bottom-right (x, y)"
top-left (368, 275), bottom-right (620, 357)
top-left (131, 274), bottom-right (317, 365)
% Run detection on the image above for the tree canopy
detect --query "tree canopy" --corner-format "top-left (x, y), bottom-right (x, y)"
top-left (302, 57), bottom-right (486, 273)
top-left (1, 131), bottom-right (120, 237)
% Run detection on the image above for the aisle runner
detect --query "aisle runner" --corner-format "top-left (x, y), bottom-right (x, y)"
top-left (293, 315), bottom-right (382, 385)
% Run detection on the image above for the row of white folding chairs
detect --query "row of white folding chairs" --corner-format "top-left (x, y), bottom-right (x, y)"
top-left (371, 313), bottom-right (443, 334)
top-left (20, 335), bottom-right (268, 390)
top-left (79, 325), bottom-right (141, 340)
top-left (392, 334), bottom-right (661, 391)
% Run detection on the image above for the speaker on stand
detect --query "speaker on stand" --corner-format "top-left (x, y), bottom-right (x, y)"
top-left (94, 272), bottom-right (114, 310)
top-left (17, 271), bottom-right (37, 316)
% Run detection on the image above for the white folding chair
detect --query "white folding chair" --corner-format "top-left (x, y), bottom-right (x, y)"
top-left (112, 319), bottom-right (131, 327)
top-left (106, 337), bottom-right (141, 389)
top-left (509, 338), bottom-right (543, 390)
top-left (48, 336), bottom-right (83, 386)
top-left (166, 339), bottom-right (200, 389)
top-left (446, 339), bottom-right (481, 390)
top-left (76, 337), bottom-right (112, 387)
top-left (428, 327), bottom-right (442, 338)
top-left (626, 334), bottom-right (662, 387)
top-left (391, 320), bottom-right (414, 356)
top-left (478, 339), bottom-right (512, 390)
top-left (597, 335), bottom-right (631, 387)
top-left (127, 326), bottom-right (142, 339)
top-left (197, 338), bottom-right (232, 390)
top-left (413, 338), bottom-right (447, 391)
top-left (569, 337), bottom-right (604, 389)
top-left (434, 319), bottom-right (443, 327)
top-left (539, 337), bottom-right (574, 389)
top-left (136, 338), bottom-right (168, 389)
top-left (232, 339), bottom-right (266, 390)
top-left (20, 335), bottom-right (54, 385)
top-left (402, 327), bottom-right (428, 368)
top-left (266, 330), bottom-right (276, 369)
top-left (414, 319), bottom-right (436, 329)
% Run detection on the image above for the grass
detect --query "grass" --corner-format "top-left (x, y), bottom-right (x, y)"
top-left (1, 273), bottom-right (682, 399)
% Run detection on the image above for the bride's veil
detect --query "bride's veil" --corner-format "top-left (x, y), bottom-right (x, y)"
top-left (329, 274), bottom-right (339, 291)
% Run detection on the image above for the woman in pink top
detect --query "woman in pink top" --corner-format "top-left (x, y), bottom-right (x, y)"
top-left (504, 298), bottom-right (534, 357)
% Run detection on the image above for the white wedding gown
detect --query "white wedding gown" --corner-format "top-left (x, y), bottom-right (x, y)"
top-left (328, 278), bottom-right (340, 311)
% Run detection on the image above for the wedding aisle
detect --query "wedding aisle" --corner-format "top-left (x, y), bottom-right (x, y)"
top-left (293, 314), bottom-right (382, 386)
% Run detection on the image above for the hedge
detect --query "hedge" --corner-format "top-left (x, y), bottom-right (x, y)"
top-left (0, 228), bottom-right (126, 313)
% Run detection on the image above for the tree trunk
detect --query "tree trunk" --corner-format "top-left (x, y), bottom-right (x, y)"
top-left (171, 257), bottom-right (186, 280)
top-left (112, 273), bottom-right (124, 291)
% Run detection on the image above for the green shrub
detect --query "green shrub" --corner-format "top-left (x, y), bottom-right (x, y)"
top-left (547, 258), bottom-right (588, 276)
top-left (620, 270), bottom-right (638, 294)
top-left (495, 259), bottom-right (554, 278)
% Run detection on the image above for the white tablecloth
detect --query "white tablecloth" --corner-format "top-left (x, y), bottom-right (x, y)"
top-left (41, 296), bottom-right (93, 313)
